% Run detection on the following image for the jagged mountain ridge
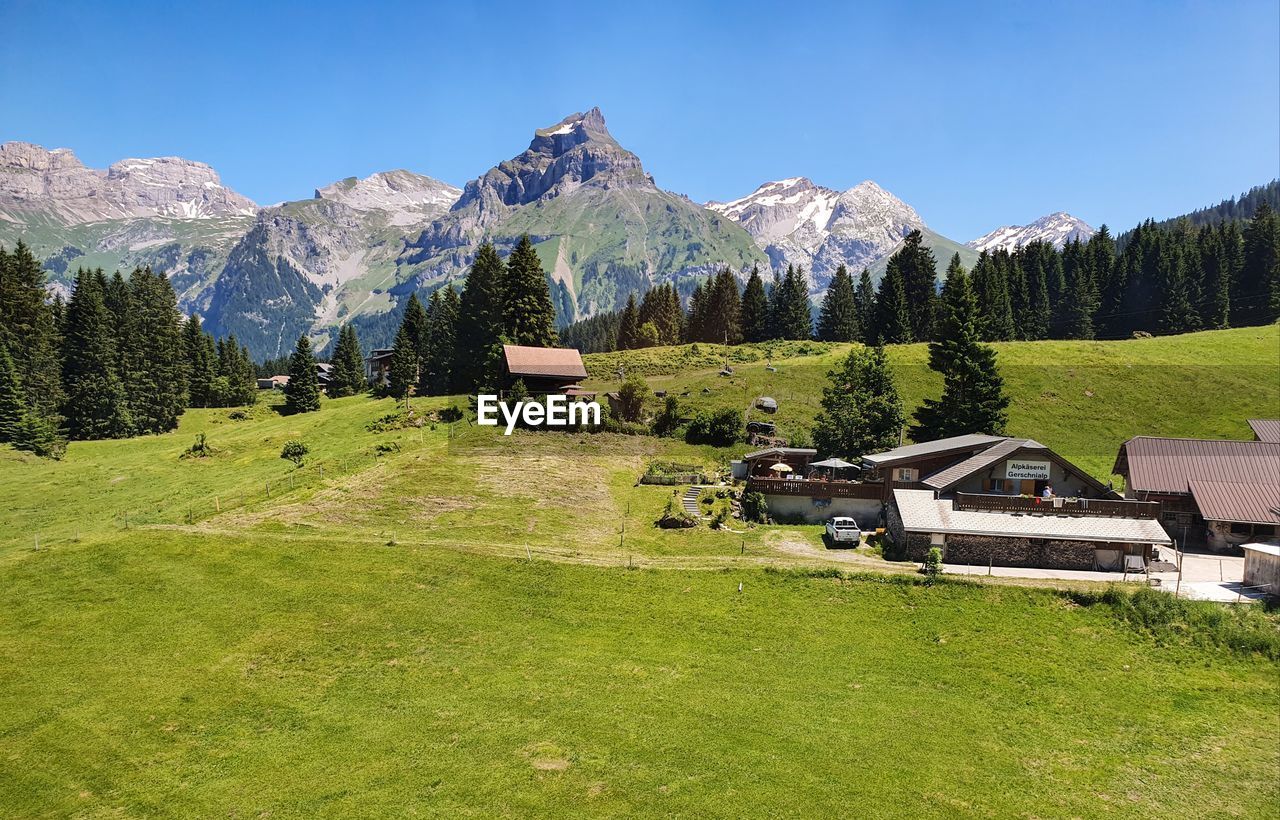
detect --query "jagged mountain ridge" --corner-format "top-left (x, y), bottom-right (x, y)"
top-left (967, 212), bottom-right (1095, 253)
top-left (399, 108), bottom-right (764, 319)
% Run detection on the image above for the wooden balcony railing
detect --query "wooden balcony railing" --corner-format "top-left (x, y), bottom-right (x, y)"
top-left (746, 477), bottom-right (886, 500)
top-left (952, 492), bottom-right (1160, 520)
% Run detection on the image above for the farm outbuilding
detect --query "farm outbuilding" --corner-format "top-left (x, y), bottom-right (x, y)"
top-left (1242, 543), bottom-right (1280, 599)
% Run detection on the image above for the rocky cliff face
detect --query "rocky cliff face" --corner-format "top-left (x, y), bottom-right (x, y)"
top-left (707, 178), bottom-right (925, 290)
top-left (401, 108), bottom-right (763, 318)
top-left (0, 141), bottom-right (256, 224)
top-left (967, 212), bottom-right (1095, 253)
top-left (314, 170), bottom-right (460, 227)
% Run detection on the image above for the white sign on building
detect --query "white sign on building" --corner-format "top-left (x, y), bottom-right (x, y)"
top-left (1005, 459), bottom-right (1051, 480)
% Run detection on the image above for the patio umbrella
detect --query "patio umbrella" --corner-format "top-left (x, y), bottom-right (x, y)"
top-left (769, 462), bottom-right (793, 472)
top-left (810, 458), bottom-right (857, 469)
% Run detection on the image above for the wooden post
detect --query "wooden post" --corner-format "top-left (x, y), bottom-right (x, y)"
top-left (123, 511), bottom-right (128, 530)
top-left (215, 496), bottom-right (220, 512)
top-left (33, 534), bottom-right (38, 551)
top-left (319, 464), bottom-right (323, 480)
top-left (525, 543), bottom-right (531, 560)
top-left (266, 481), bottom-right (271, 498)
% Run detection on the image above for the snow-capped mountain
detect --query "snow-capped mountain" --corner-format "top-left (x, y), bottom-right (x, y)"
top-left (707, 177), bottom-right (925, 290)
top-left (966, 212), bottom-right (1095, 253)
top-left (314, 170), bottom-right (461, 227)
top-left (0, 141), bottom-right (256, 224)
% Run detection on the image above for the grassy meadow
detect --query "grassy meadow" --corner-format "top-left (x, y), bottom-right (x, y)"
top-left (1, 326), bottom-right (1278, 816)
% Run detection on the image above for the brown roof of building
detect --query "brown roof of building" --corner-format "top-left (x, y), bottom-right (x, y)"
top-left (502, 344), bottom-right (588, 380)
top-left (861, 434), bottom-right (1006, 468)
top-left (1187, 480), bottom-right (1280, 525)
top-left (1248, 419), bottom-right (1280, 443)
top-left (921, 438), bottom-right (1041, 490)
top-left (1113, 436), bottom-right (1280, 495)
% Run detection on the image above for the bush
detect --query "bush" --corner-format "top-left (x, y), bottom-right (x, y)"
top-left (615, 374), bottom-right (650, 423)
top-left (280, 440), bottom-right (309, 466)
top-left (685, 408), bottom-right (741, 446)
top-left (922, 546), bottom-right (944, 577)
top-left (180, 432), bottom-right (216, 460)
top-left (651, 395), bottom-right (682, 437)
top-left (741, 490), bottom-right (768, 523)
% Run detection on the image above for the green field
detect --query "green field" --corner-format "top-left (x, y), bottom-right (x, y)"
top-left (1, 327), bottom-right (1278, 816)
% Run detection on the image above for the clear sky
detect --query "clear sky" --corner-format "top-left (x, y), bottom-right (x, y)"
top-left (1, 0), bottom-right (1277, 240)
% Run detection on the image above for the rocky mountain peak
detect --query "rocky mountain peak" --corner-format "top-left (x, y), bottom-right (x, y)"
top-left (454, 107), bottom-right (653, 214)
top-left (314, 170), bottom-right (461, 226)
top-left (0, 141), bottom-right (256, 224)
top-left (967, 212), bottom-right (1095, 253)
top-left (708, 176), bottom-right (924, 288)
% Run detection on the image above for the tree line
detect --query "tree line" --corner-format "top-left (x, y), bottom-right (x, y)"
top-left (560, 206), bottom-right (1280, 352)
top-left (0, 243), bottom-right (266, 457)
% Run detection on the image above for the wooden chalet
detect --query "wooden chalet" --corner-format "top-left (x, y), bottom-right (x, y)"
top-left (501, 344), bottom-right (589, 395)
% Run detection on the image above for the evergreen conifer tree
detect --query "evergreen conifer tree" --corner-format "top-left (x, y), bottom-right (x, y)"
top-left (454, 243), bottom-right (507, 393)
top-left (703, 268), bottom-right (743, 345)
top-left (616, 293), bottom-right (640, 349)
top-left (0, 341), bottom-right (28, 444)
top-left (503, 234), bottom-right (558, 347)
top-left (894, 230), bottom-right (939, 341)
top-left (813, 345), bottom-right (904, 458)
top-left (61, 268), bottom-right (133, 439)
top-left (741, 265), bottom-right (770, 343)
top-left (183, 314), bottom-right (218, 407)
top-left (401, 294), bottom-right (429, 356)
top-left (283, 334), bottom-right (321, 414)
top-left (854, 268), bottom-right (876, 344)
top-left (329, 324), bottom-right (365, 397)
top-left (873, 258), bottom-right (912, 344)
top-left (0, 241), bottom-right (63, 421)
top-left (1242, 202), bottom-right (1280, 323)
top-left (125, 267), bottom-right (187, 433)
top-left (909, 268), bottom-right (1009, 441)
top-left (970, 251), bottom-right (1015, 341)
top-left (775, 265), bottom-right (812, 340)
top-left (816, 264), bottom-right (859, 342)
top-left (423, 287), bottom-right (459, 394)
top-left (388, 325), bottom-right (418, 402)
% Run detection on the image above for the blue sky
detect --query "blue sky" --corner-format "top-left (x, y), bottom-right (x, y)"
top-left (1, 0), bottom-right (1277, 239)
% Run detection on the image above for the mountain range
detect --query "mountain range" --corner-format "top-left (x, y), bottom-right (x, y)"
top-left (0, 108), bottom-right (1096, 360)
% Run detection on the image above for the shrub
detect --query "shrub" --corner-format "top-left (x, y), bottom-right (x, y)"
top-left (922, 546), bottom-right (944, 577)
top-left (280, 440), bottom-right (309, 466)
top-left (180, 432), bottom-right (216, 460)
top-left (685, 408), bottom-right (741, 446)
top-left (651, 395), bottom-right (682, 437)
top-left (741, 490), bottom-right (767, 523)
top-left (438, 405), bottom-right (464, 424)
top-left (615, 374), bottom-right (650, 423)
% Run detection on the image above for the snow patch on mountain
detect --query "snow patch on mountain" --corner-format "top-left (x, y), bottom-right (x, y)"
top-left (708, 177), bottom-right (925, 290)
top-left (966, 212), bottom-right (1095, 253)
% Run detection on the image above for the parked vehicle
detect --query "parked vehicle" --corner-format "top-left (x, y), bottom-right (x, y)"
top-left (746, 420), bottom-right (777, 436)
top-left (825, 516), bottom-right (862, 544)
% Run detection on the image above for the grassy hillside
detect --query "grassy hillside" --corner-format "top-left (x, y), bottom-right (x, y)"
top-left (2, 531), bottom-right (1277, 817)
top-left (1, 327), bottom-right (1278, 816)
top-left (583, 324), bottom-right (1280, 480)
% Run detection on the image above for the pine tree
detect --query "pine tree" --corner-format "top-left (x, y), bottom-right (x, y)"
top-left (775, 265), bottom-right (812, 340)
top-left (1198, 226), bottom-right (1231, 330)
top-left (183, 314), bottom-right (218, 407)
top-left (873, 258), bottom-right (912, 345)
top-left (125, 267), bottom-right (187, 434)
top-left (0, 241), bottom-right (62, 421)
top-left (1242, 202), bottom-right (1280, 323)
top-left (703, 268), bottom-right (743, 345)
top-left (909, 268), bottom-right (1009, 441)
top-left (1017, 243), bottom-right (1052, 340)
top-left (218, 335), bottom-right (257, 406)
top-left (854, 268), bottom-right (876, 344)
top-left (766, 269), bottom-right (784, 340)
top-left (454, 243), bottom-right (507, 393)
top-left (423, 286), bottom-right (459, 394)
top-left (0, 340), bottom-right (28, 444)
top-left (503, 234), bottom-right (558, 347)
top-left (401, 294), bottom-right (429, 356)
top-left (61, 268), bottom-right (133, 439)
top-left (894, 230), bottom-right (939, 341)
top-left (971, 251), bottom-right (1014, 341)
top-left (741, 265), bottom-right (770, 343)
top-left (1157, 242), bottom-right (1201, 334)
top-left (283, 335), bottom-right (321, 414)
top-left (685, 281), bottom-right (707, 343)
top-left (387, 325), bottom-right (417, 402)
top-left (329, 323), bottom-right (365, 397)
top-left (816, 264), bottom-right (859, 342)
top-left (616, 293), bottom-right (640, 349)
top-left (1060, 239), bottom-right (1099, 339)
top-left (813, 345), bottom-right (904, 458)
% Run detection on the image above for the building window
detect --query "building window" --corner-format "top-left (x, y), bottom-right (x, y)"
top-left (930, 532), bottom-right (945, 546)
top-left (895, 468), bottom-right (917, 482)
top-left (989, 478), bottom-right (1009, 493)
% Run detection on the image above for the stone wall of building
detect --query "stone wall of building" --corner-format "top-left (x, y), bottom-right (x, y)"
top-left (904, 534), bottom-right (1097, 570)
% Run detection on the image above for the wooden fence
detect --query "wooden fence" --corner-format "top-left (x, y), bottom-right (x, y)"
top-left (952, 492), bottom-right (1161, 519)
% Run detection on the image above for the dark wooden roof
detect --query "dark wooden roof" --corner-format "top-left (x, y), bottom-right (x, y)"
top-left (1188, 480), bottom-right (1280, 525)
top-left (1248, 419), bottom-right (1280, 442)
top-left (502, 344), bottom-right (588, 380)
top-left (861, 434), bottom-right (1006, 468)
top-left (1113, 436), bottom-right (1280, 495)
